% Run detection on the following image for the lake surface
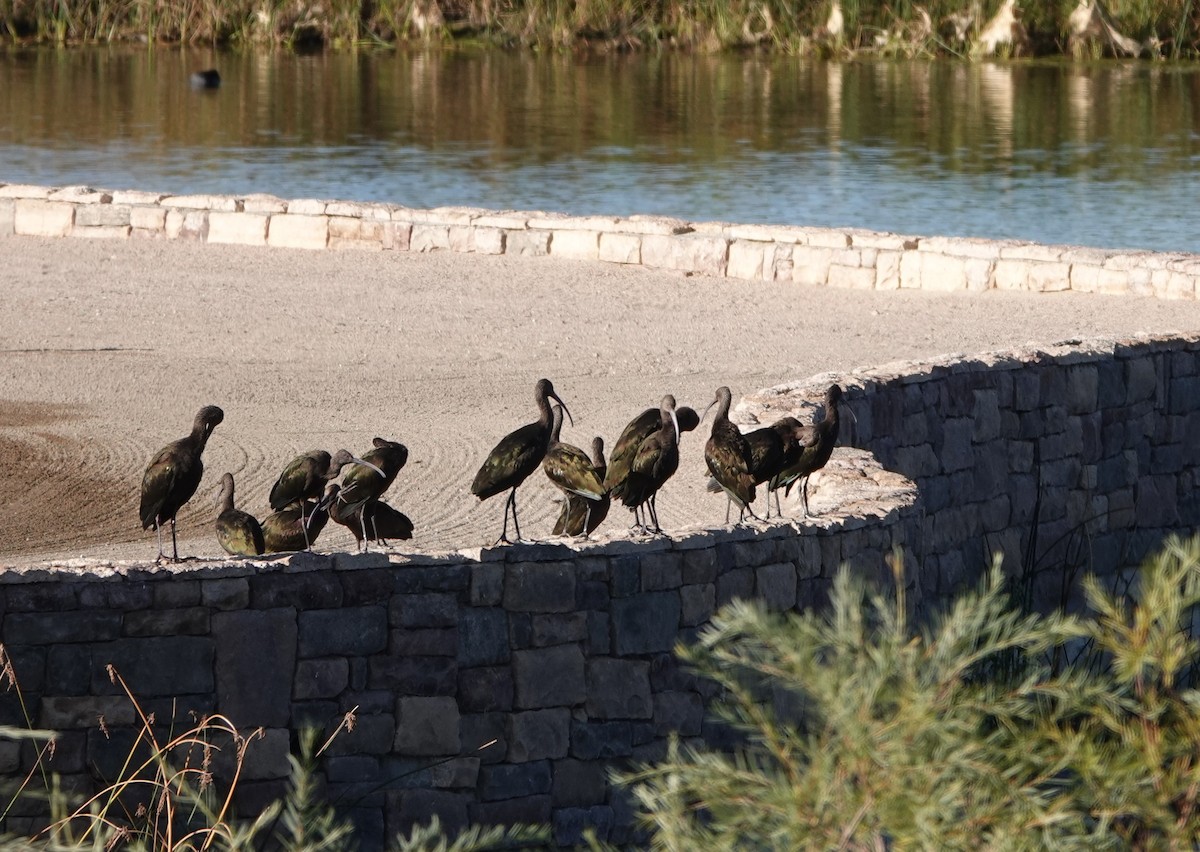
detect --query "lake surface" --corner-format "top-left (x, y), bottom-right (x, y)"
top-left (2, 49), bottom-right (1199, 252)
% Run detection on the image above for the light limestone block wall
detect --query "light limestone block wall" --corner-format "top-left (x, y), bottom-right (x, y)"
top-left (4, 182), bottom-right (1199, 298)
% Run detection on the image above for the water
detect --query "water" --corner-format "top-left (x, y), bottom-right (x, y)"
top-left (2, 48), bottom-right (1199, 252)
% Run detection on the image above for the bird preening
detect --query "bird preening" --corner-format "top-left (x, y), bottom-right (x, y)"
top-left (138, 382), bottom-right (850, 561)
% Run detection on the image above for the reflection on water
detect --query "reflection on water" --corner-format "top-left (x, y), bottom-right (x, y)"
top-left (1, 49), bottom-right (1199, 252)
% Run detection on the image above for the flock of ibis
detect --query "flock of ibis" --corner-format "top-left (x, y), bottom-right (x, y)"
top-left (137, 380), bottom-right (848, 563)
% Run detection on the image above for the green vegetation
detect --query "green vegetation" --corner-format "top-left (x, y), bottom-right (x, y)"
top-left (624, 538), bottom-right (1200, 848)
top-left (1, 0), bottom-right (1198, 57)
top-left (7, 536), bottom-right (1200, 847)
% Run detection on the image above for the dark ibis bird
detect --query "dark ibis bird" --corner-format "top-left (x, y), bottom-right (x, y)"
top-left (322, 484), bottom-right (414, 548)
top-left (612, 394), bottom-right (682, 534)
top-left (139, 405), bottom-right (224, 562)
top-left (554, 437), bottom-right (610, 538)
top-left (215, 472), bottom-right (265, 557)
top-left (471, 378), bottom-right (572, 544)
top-left (703, 387), bottom-right (758, 523)
top-left (763, 416), bottom-right (807, 517)
top-left (603, 400), bottom-right (699, 498)
top-left (262, 499), bottom-right (330, 553)
top-left (778, 384), bottom-right (850, 517)
top-left (190, 69), bottom-right (221, 88)
top-left (336, 438), bottom-right (409, 550)
top-left (543, 408), bottom-right (606, 539)
top-left (268, 449), bottom-right (382, 549)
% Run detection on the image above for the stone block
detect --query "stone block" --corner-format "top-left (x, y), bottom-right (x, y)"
top-left (390, 593), bottom-right (456, 628)
top-left (531, 612), bottom-right (587, 646)
top-left (161, 194), bottom-right (237, 211)
top-left (513, 645), bottom-right (585, 709)
top-left (164, 209), bottom-right (208, 240)
top-left (471, 564), bottom-right (504, 606)
top-left (5, 611), bottom-right (117, 644)
top-left (599, 232), bottom-right (640, 264)
top-left (392, 789), bottom-right (469, 838)
top-left (93, 636), bottom-right (214, 697)
top-left (640, 234), bottom-right (728, 276)
top-left (507, 709), bottom-right (570, 762)
top-left (640, 551), bottom-right (682, 591)
top-left (504, 562), bottom-right (575, 612)
top-left (299, 606), bottom-right (387, 656)
top-left (207, 211), bottom-right (268, 246)
top-left (472, 227), bottom-right (505, 254)
top-left (457, 608), bottom-right (510, 667)
top-left (586, 658), bottom-right (651, 719)
top-left (14, 200), bottom-right (74, 236)
top-left (479, 759), bottom-right (553, 800)
top-left (679, 583), bottom-right (715, 626)
top-left (0, 199), bottom-right (13, 236)
top-left (611, 592), bottom-right (680, 655)
top-left (294, 658), bottom-right (349, 699)
top-left (681, 547), bottom-right (718, 584)
top-left (74, 205), bottom-right (129, 227)
top-left (552, 759), bottom-right (608, 807)
top-left (391, 627), bottom-right (457, 656)
top-left (267, 214), bottom-right (328, 250)
top-left (39, 695), bottom-right (136, 730)
top-left (410, 224), bottom-right (450, 251)
top-left (324, 713), bottom-right (397, 756)
top-left (554, 806), bottom-right (615, 846)
top-left (123, 607), bottom-right (209, 636)
top-left (828, 263), bottom-right (876, 289)
top-left (369, 655), bottom-right (457, 696)
top-left (654, 690), bottom-right (704, 737)
top-left (756, 563), bottom-right (797, 611)
top-left (130, 206), bottom-right (166, 232)
top-left (570, 719), bottom-right (632, 760)
top-left (506, 230), bottom-right (551, 256)
top-left (250, 573), bottom-right (342, 609)
top-left (395, 696), bottom-right (460, 755)
top-left (201, 578), bottom-right (249, 610)
top-left (459, 666), bottom-right (513, 713)
top-left (791, 245), bottom-right (832, 285)
top-left (715, 567), bottom-right (754, 607)
top-left (550, 230), bottom-right (600, 260)
top-left (727, 240), bottom-right (765, 280)
top-left (213, 610), bottom-right (296, 727)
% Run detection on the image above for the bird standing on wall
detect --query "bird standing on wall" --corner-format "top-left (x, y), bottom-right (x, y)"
top-left (604, 400), bottom-right (700, 515)
top-left (268, 449), bottom-right (382, 549)
top-left (322, 483), bottom-right (414, 548)
top-left (554, 436), bottom-right (610, 537)
top-left (777, 384), bottom-right (849, 516)
top-left (471, 378), bottom-right (573, 545)
top-left (336, 437), bottom-right (409, 551)
top-left (703, 386), bottom-right (758, 523)
top-left (613, 394), bottom-right (682, 534)
top-left (139, 405), bottom-right (224, 562)
top-left (543, 407), bottom-right (606, 539)
top-left (762, 416), bottom-right (807, 517)
top-left (262, 499), bottom-right (330, 553)
top-left (215, 472), bottom-right (265, 557)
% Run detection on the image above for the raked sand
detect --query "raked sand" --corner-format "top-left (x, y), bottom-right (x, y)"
top-left (5, 235), bottom-right (1200, 568)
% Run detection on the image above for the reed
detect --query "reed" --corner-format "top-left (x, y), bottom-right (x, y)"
top-left (1, 0), bottom-right (1198, 55)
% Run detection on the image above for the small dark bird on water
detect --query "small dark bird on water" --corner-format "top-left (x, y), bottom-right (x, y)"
top-left (554, 436), bottom-right (610, 537)
top-left (262, 499), bottom-right (330, 553)
top-left (336, 438), bottom-right (409, 550)
top-left (471, 378), bottom-right (572, 545)
top-left (268, 449), bottom-right (381, 549)
top-left (543, 407), bottom-right (606, 539)
top-left (140, 405), bottom-right (224, 562)
top-left (613, 394), bottom-right (682, 534)
top-left (215, 472), bottom-right (265, 557)
top-left (190, 69), bottom-right (221, 89)
top-left (703, 386), bottom-right (758, 523)
top-left (778, 384), bottom-right (850, 517)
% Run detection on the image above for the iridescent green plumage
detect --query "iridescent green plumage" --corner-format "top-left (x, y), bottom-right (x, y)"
top-left (215, 472), bottom-right (265, 557)
top-left (139, 405), bottom-right (224, 562)
top-left (554, 437), bottom-right (610, 537)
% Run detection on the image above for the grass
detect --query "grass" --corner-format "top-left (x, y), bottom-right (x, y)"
top-left (1, 0), bottom-right (1198, 56)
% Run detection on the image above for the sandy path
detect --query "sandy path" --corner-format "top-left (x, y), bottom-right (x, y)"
top-left (4, 235), bottom-right (1200, 567)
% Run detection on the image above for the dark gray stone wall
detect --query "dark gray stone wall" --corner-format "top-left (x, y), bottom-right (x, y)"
top-left (3, 334), bottom-right (1199, 847)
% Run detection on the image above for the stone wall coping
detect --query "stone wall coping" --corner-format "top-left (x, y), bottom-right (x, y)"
top-left (4, 181), bottom-right (1199, 299)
